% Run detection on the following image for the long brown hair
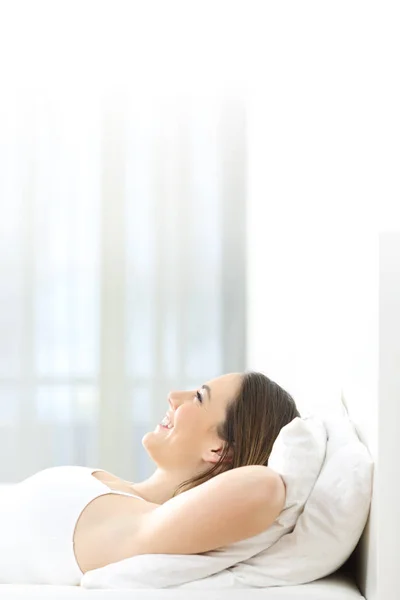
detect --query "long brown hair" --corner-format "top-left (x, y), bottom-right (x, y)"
top-left (172, 371), bottom-right (300, 497)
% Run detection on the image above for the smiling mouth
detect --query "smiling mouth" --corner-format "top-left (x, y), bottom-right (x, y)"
top-left (159, 415), bottom-right (173, 429)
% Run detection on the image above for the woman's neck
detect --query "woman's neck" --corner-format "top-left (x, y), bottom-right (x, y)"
top-left (129, 468), bottom-right (191, 505)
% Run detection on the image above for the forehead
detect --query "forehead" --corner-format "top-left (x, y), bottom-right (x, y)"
top-left (205, 373), bottom-right (242, 405)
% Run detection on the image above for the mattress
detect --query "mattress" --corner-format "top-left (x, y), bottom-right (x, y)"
top-left (0, 573), bottom-right (363, 599)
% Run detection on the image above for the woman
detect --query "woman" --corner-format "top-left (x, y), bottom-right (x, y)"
top-left (0, 371), bottom-right (300, 586)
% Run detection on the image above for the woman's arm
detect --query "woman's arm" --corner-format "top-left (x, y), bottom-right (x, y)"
top-left (132, 465), bottom-right (285, 555)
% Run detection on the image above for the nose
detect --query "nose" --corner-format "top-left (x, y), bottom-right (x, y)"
top-left (168, 390), bottom-right (187, 410)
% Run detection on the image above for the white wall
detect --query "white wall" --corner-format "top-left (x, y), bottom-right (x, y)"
top-left (245, 96), bottom-right (377, 418)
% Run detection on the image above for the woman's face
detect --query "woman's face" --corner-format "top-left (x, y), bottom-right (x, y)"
top-left (142, 372), bottom-right (243, 473)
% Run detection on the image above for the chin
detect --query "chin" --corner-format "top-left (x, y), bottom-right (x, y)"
top-left (141, 430), bottom-right (153, 451)
top-left (141, 430), bottom-right (161, 462)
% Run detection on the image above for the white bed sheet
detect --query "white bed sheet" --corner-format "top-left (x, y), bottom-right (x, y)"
top-left (0, 573), bottom-right (363, 600)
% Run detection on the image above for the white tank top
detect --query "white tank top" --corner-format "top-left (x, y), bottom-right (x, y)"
top-left (0, 465), bottom-right (145, 586)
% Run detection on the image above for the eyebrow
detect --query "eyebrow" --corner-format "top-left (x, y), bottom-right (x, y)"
top-left (201, 384), bottom-right (211, 401)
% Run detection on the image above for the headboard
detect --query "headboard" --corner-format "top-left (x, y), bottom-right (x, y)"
top-left (339, 232), bottom-right (400, 600)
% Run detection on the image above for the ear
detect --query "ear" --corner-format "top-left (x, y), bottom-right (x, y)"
top-left (203, 444), bottom-right (234, 465)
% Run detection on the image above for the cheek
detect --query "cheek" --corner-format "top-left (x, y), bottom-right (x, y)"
top-left (174, 404), bottom-right (204, 434)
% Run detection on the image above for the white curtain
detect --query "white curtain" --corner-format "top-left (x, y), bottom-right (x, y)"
top-left (0, 88), bottom-right (246, 483)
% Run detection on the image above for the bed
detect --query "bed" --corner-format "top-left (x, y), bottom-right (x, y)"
top-left (0, 572), bottom-right (362, 600)
top-left (0, 398), bottom-right (374, 600)
top-left (0, 410), bottom-right (373, 600)
top-left (0, 391), bottom-right (375, 600)
top-left (0, 429), bottom-right (373, 600)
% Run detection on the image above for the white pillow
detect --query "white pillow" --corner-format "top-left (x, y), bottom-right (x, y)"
top-left (225, 412), bottom-right (374, 587)
top-left (81, 416), bottom-right (328, 589)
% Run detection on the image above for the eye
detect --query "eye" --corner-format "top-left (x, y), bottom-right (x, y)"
top-left (194, 390), bottom-right (203, 404)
